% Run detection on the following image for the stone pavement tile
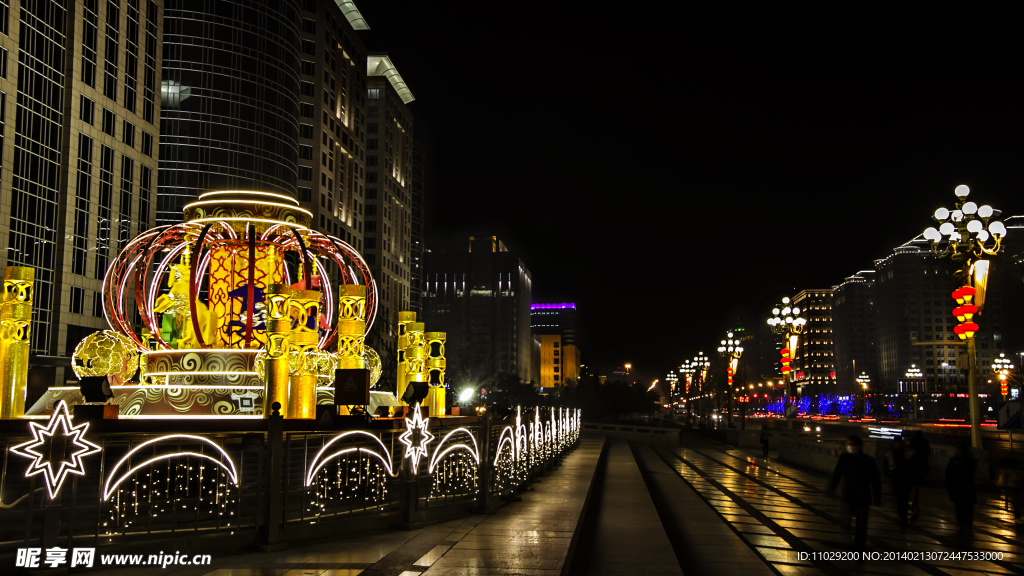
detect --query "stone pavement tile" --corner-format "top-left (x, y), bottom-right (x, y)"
top-left (590, 440), bottom-right (682, 576)
top-left (412, 544), bottom-right (452, 568)
top-left (771, 565), bottom-right (826, 576)
top-left (418, 569), bottom-right (559, 576)
top-left (634, 444), bottom-right (776, 576)
top-left (318, 571), bottom-right (365, 576)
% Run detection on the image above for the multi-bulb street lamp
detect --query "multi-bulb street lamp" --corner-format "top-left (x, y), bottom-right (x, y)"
top-left (680, 360), bottom-right (694, 397)
top-left (922, 184), bottom-right (1007, 448)
top-left (856, 372), bottom-right (871, 415)
top-left (905, 364), bottom-right (925, 417)
top-left (995, 353), bottom-right (1015, 399)
top-left (768, 297), bottom-right (806, 417)
top-left (718, 331), bottom-right (744, 427)
top-left (693, 352), bottom-right (710, 424)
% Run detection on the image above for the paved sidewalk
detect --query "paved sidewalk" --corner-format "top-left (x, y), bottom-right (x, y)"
top-left (661, 435), bottom-right (1024, 576)
top-left (82, 436), bottom-right (604, 576)
top-left (588, 439), bottom-right (682, 575)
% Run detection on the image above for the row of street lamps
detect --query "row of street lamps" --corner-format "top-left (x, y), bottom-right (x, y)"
top-left (673, 186), bottom-right (1008, 448)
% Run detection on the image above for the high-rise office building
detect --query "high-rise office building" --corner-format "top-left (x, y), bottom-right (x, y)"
top-left (531, 303), bottom-right (581, 388)
top-left (790, 289), bottom-right (836, 395)
top-left (296, 0), bottom-right (368, 253)
top-left (0, 0), bottom-right (163, 396)
top-left (409, 140), bottom-right (425, 313)
top-left (362, 53), bottom-right (415, 379)
top-left (832, 271), bottom-right (878, 396)
top-left (158, 0), bottom-right (301, 225)
top-left (421, 236), bottom-right (534, 388)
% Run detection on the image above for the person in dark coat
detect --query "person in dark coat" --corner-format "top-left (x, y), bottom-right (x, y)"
top-left (829, 435), bottom-right (882, 551)
top-left (760, 427), bottom-right (770, 456)
top-left (884, 437), bottom-right (915, 525)
top-left (909, 430), bottom-right (931, 520)
top-left (945, 442), bottom-right (976, 530)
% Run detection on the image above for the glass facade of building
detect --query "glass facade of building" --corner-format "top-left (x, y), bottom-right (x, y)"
top-left (158, 0), bottom-right (301, 225)
top-left (0, 0), bottom-right (162, 399)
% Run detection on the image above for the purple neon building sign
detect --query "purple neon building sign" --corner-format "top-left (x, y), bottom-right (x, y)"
top-left (530, 303), bottom-right (576, 310)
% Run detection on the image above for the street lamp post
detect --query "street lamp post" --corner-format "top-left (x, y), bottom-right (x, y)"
top-left (922, 184), bottom-right (1007, 449)
top-left (904, 364), bottom-right (924, 418)
top-left (857, 372), bottom-right (871, 416)
top-left (767, 297), bottom-right (807, 419)
top-left (693, 352), bottom-right (710, 426)
top-left (995, 353), bottom-right (1014, 399)
top-left (718, 331), bottom-right (744, 428)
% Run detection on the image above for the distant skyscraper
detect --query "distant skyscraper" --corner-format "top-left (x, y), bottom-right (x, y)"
top-left (362, 53), bottom-right (416, 380)
top-left (158, 0), bottom-right (301, 225)
top-left (790, 289), bottom-right (836, 396)
top-left (832, 271), bottom-right (878, 396)
top-left (409, 140), bottom-right (426, 313)
top-left (531, 303), bottom-right (581, 388)
top-left (421, 236), bottom-right (534, 388)
top-left (0, 0), bottom-right (163, 396)
top-left (296, 0), bottom-right (369, 254)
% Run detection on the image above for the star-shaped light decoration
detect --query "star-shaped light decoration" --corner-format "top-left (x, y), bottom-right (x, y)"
top-left (399, 403), bottom-right (434, 472)
top-left (10, 401), bottom-right (101, 499)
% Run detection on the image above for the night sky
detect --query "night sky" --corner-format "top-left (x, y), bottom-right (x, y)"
top-left (355, 3), bottom-right (1024, 380)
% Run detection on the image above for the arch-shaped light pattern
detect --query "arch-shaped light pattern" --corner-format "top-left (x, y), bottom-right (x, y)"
top-left (428, 427), bottom-right (480, 473)
top-left (103, 434), bottom-right (238, 500)
top-left (305, 431), bottom-right (394, 485)
top-left (494, 426), bottom-right (516, 467)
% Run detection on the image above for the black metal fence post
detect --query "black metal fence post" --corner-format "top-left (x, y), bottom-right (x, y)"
top-left (259, 406), bottom-right (286, 550)
top-left (476, 412), bottom-right (492, 511)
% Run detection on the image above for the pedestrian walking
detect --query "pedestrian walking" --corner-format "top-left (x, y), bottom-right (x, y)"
top-left (884, 437), bottom-right (915, 525)
top-left (829, 436), bottom-right (882, 552)
top-left (760, 427), bottom-right (770, 457)
top-left (909, 430), bottom-right (931, 520)
top-left (945, 442), bottom-right (976, 531)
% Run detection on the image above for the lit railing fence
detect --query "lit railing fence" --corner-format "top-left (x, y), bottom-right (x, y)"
top-left (0, 405), bottom-right (580, 555)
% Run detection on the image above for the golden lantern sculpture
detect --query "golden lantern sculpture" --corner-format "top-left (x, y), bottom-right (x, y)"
top-left (396, 311), bottom-right (416, 401)
top-left (425, 331), bottom-right (446, 417)
top-left (0, 266), bottom-right (34, 418)
top-left (364, 346), bottom-right (382, 386)
top-left (68, 190), bottom-right (379, 419)
top-left (403, 321), bottom-right (427, 404)
top-left (71, 330), bottom-right (140, 385)
top-left (336, 285), bottom-right (366, 369)
top-left (287, 289), bottom-right (321, 419)
top-left (263, 284), bottom-right (293, 416)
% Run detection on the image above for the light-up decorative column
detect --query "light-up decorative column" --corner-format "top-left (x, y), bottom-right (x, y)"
top-left (287, 289), bottom-right (321, 419)
top-left (0, 266), bottom-right (34, 419)
top-left (404, 322), bottom-right (427, 404)
top-left (264, 284), bottom-right (293, 417)
top-left (337, 285), bottom-right (366, 370)
top-left (425, 331), bottom-right (446, 417)
top-left (397, 311), bottom-right (416, 401)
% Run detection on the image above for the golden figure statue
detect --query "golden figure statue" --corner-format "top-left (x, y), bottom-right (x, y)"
top-left (153, 249), bottom-right (213, 348)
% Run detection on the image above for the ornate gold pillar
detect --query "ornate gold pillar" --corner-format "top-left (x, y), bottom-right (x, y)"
top-left (287, 289), bottom-right (320, 419)
top-left (403, 322), bottom-right (426, 404)
top-left (337, 285), bottom-right (366, 369)
top-left (425, 331), bottom-right (446, 417)
top-left (0, 266), bottom-right (34, 419)
top-left (396, 311), bottom-right (416, 402)
top-left (264, 284), bottom-right (293, 417)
